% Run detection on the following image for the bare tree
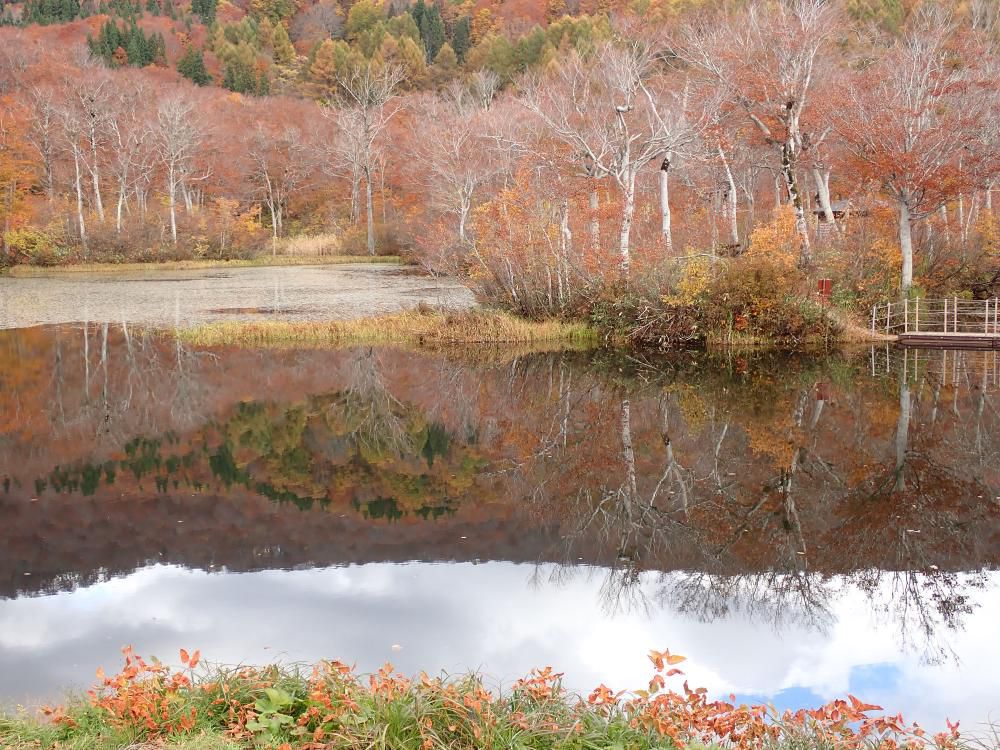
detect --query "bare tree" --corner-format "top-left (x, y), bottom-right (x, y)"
top-left (469, 69), bottom-right (501, 111)
top-left (71, 68), bottom-right (113, 224)
top-left (57, 103), bottom-right (89, 251)
top-left (836, 7), bottom-right (997, 293)
top-left (107, 81), bottom-right (153, 234)
top-left (331, 63), bottom-right (405, 256)
top-left (679, 0), bottom-right (833, 265)
top-left (243, 122), bottom-right (312, 253)
top-left (25, 85), bottom-right (59, 204)
top-left (413, 94), bottom-right (510, 245)
top-left (155, 94), bottom-right (203, 244)
top-left (523, 39), bottom-right (699, 273)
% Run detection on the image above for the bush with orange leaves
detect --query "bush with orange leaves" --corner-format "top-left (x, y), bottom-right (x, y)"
top-left (10, 646), bottom-right (965, 750)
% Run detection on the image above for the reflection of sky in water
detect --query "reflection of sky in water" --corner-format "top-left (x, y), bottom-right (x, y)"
top-left (1, 562), bottom-right (997, 731)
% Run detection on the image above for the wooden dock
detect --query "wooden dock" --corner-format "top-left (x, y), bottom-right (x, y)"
top-left (872, 297), bottom-right (1000, 348)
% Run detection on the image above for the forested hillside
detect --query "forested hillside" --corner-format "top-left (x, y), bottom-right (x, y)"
top-left (0, 0), bottom-right (998, 339)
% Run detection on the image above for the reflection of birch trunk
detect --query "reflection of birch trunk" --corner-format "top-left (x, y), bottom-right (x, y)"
top-left (894, 380), bottom-right (911, 491)
top-left (620, 400), bottom-right (638, 504)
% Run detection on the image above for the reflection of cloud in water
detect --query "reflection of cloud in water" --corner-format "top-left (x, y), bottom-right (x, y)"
top-left (0, 562), bottom-right (997, 730)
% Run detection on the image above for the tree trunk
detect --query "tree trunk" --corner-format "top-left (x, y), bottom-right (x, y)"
top-left (898, 198), bottom-right (913, 294)
top-left (116, 188), bottom-right (125, 234)
top-left (894, 380), bottom-right (911, 492)
top-left (560, 197), bottom-right (571, 303)
top-left (782, 141), bottom-right (810, 266)
top-left (659, 153), bottom-right (672, 253)
top-left (458, 193), bottom-right (470, 243)
top-left (350, 165), bottom-right (361, 225)
top-left (618, 172), bottom-right (635, 275)
top-left (812, 167), bottom-right (836, 226)
top-left (590, 186), bottom-right (600, 249)
top-left (168, 167), bottom-right (178, 244)
top-left (269, 200), bottom-right (279, 256)
top-left (719, 145), bottom-right (738, 248)
top-left (365, 167), bottom-right (375, 256)
top-left (73, 149), bottom-right (87, 252)
top-left (620, 399), bottom-right (638, 503)
top-left (90, 163), bottom-right (105, 223)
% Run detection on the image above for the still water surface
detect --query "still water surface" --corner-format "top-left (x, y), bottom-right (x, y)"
top-left (1, 326), bottom-right (998, 731)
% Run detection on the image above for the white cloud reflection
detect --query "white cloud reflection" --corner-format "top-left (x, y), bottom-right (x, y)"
top-left (0, 562), bottom-right (997, 732)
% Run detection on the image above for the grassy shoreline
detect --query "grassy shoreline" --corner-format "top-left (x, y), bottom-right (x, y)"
top-left (175, 309), bottom-right (596, 348)
top-left (1, 255), bottom-right (403, 277)
top-left (0, 648), bottom-right (965, 750)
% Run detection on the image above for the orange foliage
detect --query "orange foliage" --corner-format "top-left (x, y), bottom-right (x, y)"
top-left (59, 647), bottom-right (963, 750)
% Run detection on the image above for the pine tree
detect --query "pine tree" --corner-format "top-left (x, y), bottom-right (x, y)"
top-left (177, 45), bottom-right (211, 84)
top-left (271, 21), bottom-right (294, 64)
top-left (191, 0), bottom-right (215, 24)
top-left (430, 40), bottom-right (457, 82)
top-left (418, 3), bottom-right (444, 61)
top-left (409, 0), bottom-right (425, 33)
top-left (450, 15), bottom-right (469, 62)
top-left (223, 58), bottom-right (268, 95)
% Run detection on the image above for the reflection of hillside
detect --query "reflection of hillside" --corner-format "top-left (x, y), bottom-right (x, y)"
top-left (1, 327), bottom-right (998, 650)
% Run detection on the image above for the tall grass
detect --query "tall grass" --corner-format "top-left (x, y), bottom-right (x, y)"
top-left (175, 309), bottom-right (597, 348)
top-left (275, 233), bottom-right (342, 256)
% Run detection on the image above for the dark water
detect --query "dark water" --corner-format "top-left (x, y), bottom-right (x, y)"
top-left (1, 326), bottom-right (998, 731)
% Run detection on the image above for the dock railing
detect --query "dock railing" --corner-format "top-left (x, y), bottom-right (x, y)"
top-left (871, 297), bottom-right (1000, 336)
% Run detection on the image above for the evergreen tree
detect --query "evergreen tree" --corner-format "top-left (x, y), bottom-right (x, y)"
top-left (450, 15), bottom-right (469, 62)
top-left (430, 40), bottom-right (457, 82)
top-left (418, 3), bottom-right (444, 61)
top-left (271, 21), bottom-right (294, 64)
top-left (177, 45), bottom-right (211, 84)
top-left (190, 0), bottom-right (215, 24)
top-left (409, 0), bottom-right (425, 34)
top-left (223, 58), bottom-right (269, 95)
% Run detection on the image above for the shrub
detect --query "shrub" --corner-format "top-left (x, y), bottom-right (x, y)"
top-left (2, 227), bottom-right (69, 266)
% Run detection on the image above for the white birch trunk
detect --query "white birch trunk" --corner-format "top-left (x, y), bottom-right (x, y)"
top-left (659, 153), bottom-right (672, 253)
top-left (719, 145), bottom-right (739, 247)
top-left (73, 148), bottom-right (87, 251)
top-left (898, 198), bottom-right (913, 294)
top-left (590, 186), bottom-right (600, 249)
top-left (812, 167), bottom-right (836, 226)
top-left (618, 171), bottom-right (635, 275)
top-left (365, 167), bottom-right (375, 256)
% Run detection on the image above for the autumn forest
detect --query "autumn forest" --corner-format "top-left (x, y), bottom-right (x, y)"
top-left (0, 0), bottom-right (998, 342)
top-left (2, 0), bottom-right (1000, 742)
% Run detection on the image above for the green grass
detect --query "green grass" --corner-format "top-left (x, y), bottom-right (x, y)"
top-left (175, 309), bottom-right (597, 348)
top-left (3, 255), bottom-right (402, 277)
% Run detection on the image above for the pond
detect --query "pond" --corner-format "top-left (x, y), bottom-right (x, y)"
top-left (0, 325), bottom-right (998, 733)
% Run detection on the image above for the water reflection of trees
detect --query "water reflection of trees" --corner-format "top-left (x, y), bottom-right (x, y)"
top-left (514, 349), bottom-right (999, 663)
top-left (2, 330), bottom-right (998, 659)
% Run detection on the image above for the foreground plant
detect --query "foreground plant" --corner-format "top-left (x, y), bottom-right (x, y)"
top-left (0, 647), bottom-right (965, 750)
